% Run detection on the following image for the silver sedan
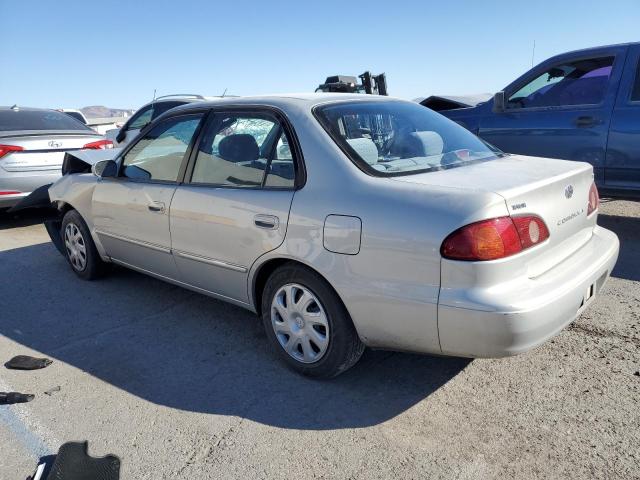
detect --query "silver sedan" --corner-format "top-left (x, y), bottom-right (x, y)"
top-left (42, 94), bottom-right (619, 377)
top-left (0, 106), bottom-right (112, 209)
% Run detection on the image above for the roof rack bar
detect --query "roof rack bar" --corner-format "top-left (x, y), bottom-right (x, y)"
top-left (154, 94), bottom-right (206, 100)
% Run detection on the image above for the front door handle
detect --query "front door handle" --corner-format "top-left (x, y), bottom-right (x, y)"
top-left (254, 214), bottom-right (279, 230)
top-left (148, 201), bottom-right (165, 213)
top-left (574, 115), bottom-right (598, 128)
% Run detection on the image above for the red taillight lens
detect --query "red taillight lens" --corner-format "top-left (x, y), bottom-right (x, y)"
top-left (0, 144), bottom-right (24, 158)
top-left (82, 139), bottom-right (113, 150)
top-left (587, 182), bottom-right (599, 216)
top-left (0, 190), bottom-right (21, 195)
top-left (441, 215), bottom-right (550, 261)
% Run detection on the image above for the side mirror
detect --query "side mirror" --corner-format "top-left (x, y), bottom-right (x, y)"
top-left (92, 159), bottom-right (118, 178)
top-left (493, 91), bottom-right (506, 113)
top-left (115, 129), bottom-right (127, 144)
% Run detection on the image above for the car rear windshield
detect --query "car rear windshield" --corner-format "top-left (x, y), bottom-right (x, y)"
top-left (314, 100), bottom-right (501, 176)
top-left (0, 109), bottom-right (92, 132)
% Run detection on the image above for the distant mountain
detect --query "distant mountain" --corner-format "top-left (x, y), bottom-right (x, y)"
top-left (81, 105), bottom-right (135, 118)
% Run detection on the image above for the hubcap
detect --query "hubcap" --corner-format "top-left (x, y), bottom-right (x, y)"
top-left (271, 283), bottom-right (329, 363)
top-left (64, 223), bottom-right (87, 271)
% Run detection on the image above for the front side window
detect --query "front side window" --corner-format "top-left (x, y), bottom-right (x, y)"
top-left (122, 114), bottom-right (203, 182)
top-left (191, 113), bottom-right (295, 188)
top-left (315, 100), bottom-right (500, 176)
top-left (508, 56), bottom-right (614, 109)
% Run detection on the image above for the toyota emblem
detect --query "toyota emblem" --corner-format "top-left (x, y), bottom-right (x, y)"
top-left (565, 185), bottom-right (574, 199)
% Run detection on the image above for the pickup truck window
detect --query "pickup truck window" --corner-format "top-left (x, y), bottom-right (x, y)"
top-left (632, 61), bottom-right (640, 102)
top-left (508, 56), bottom-right (614, 109)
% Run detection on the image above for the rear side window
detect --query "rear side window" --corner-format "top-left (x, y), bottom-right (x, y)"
top-left (190, 113), bottom-right (296, 188)
top-left (508, 56), bottom-right (614, 109)
top-left (127, 105), bottom-right (153, 130)
top-left (0, 109), bottom-right (92, 131)
top-left (631, 61), bottom-right (640, 102)
top-left (151, 101), bottom-right (188, 120)
top-left (122, 114), bottom-right (203, 182)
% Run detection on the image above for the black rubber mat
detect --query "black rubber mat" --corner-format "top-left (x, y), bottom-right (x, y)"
top-left (0, 392), bottom-right (34, 404)
top-left (47, 442), bottom-right (120, 480)
top-left (5, 355), bottom-right (52, 370)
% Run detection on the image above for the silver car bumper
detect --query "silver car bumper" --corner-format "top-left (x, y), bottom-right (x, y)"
top-left (437, 225), bottom-right (620, 357)
top-left (0, 170), bottom-right (61, 208)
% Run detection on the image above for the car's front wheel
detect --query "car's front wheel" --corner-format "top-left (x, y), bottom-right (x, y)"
top-left (261, 264), bottom-right (365, 378)
top-left (61, 209), bottom-right (106, 280)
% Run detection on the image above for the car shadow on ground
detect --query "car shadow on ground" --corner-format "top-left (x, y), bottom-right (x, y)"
top-left (0, 241), bottom-right (470, 430)
top-left (597, 212), bottom-right (640, 282)
top-left (0, 209), bottom-right (56, 230)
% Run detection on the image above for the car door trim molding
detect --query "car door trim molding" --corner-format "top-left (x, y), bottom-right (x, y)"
top-left (173, 249), bottom-right (248, 273)
top-left (95, 229), bottom-right (171, 254)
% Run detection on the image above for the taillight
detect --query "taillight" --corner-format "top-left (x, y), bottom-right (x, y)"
top-left (0, 190), bottom-right (21, 195)
top-left (82, 139), bottom-right (113, 150)
top-left (0, 144), bottom-right (24, 158)
top-left (441, 215), bottom-right (550, 261)
top-left (587, 182), bottom-right (599, 216)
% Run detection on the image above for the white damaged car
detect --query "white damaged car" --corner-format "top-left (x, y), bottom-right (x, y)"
top-left (29, 94), bottom-right (618, 377)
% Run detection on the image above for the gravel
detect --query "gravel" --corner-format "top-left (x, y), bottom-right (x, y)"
top-left (0, 200), bottom-right (638, 479)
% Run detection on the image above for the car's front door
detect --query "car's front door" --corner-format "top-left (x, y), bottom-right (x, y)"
top-left (92, 113), bottom-right (204, 279)
top-left (605, 44), bottom-right (640, 191)
top-left (169, 109), bottom-right (299, 303)
top-left (479, 47), bottom-right (626, 185)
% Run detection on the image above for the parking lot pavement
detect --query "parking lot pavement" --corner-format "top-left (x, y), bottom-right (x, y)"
top-left (0, 201), bottom-right (639, 480)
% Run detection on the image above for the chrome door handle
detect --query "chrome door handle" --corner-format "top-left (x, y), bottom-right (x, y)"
top-left (254, 214), bottom-right (279, 230)
top-left (148, 201), bottom-right (165, 213)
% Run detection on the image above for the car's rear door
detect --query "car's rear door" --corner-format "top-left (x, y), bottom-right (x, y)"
top-left (92, 112), bottom-right (205, 279)
top-left (169, 108), bottom-right (299, 303)
top-left (605, 44), bottom-right (640, 191)
top-left (479, 46), bottom-right (626, 185)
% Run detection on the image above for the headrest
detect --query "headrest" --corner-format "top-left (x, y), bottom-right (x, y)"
top-left (218, 134), bottom-right (259, 163)
top-left (346, 137), bottom-right (379, 165)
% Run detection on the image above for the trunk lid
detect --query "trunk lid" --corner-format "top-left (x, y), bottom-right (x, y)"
top-left (392, 154), bottom-right (596, 276)
top-left (0, 132), bottom-right (103, 172)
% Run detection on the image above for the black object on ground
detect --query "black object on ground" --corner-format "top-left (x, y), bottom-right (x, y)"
top-left (0, 391), bottom-right (35, 404)
top-left (4, 355), bottom-right (52, 370)
top-left (47, 441), bottom-right (120, 480)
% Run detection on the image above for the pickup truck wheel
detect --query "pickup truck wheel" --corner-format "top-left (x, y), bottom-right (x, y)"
top-left (61, 210), bottom-right (106, 280)
top-left (261, 264), bottom-right (365, 378)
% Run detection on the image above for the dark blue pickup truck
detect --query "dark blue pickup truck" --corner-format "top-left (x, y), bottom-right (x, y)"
top-left (421, 42), bottom-right (640, 197)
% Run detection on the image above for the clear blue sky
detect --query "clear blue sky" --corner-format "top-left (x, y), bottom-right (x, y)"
top-left (1, 0), bottom-right (639, 110)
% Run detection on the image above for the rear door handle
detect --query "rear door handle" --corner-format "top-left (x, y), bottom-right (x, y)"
top-left (574, 116), bottom-right (598, 128)
top-left (148, 201), bottom-right (165, 213)
top-left (254, 214), bottom-right (279, 230)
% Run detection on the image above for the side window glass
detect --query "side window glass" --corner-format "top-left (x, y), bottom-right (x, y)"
top-left (122, 114), bottom-right (202, 182)
top-left (508, 56), bottom-right (614, 109)
top-left (128, 105), bottom-right (154, 130)
top-left (191, 114), bottom-right (280, 187)
top-left (151, 101), bottom-right (186, 120)
top-left (631, 60), bottom-right (640, 102)
top-left (265, 132), bottom-right (295, 188)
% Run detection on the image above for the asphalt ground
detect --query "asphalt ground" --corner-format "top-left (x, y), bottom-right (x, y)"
top-left (0, 200), bottom-right (638, 479)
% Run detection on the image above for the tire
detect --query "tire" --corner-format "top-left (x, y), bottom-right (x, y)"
top-left (261, 263), bottom-right (365, 378)
top-left (60, 209), bottom-right (107, 280)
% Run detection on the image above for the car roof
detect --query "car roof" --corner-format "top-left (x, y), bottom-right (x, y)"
top-left (165, 92), bottom-right (405, 114)
top-left (0, 106), bottom-right (61, 112)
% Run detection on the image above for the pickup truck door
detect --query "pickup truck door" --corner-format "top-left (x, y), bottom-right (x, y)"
top-left (478, 45), bottom-right (627, 186)
top-left (169, 110), bottom-right (298, 304)
top-left (605, 44), bottom-right (640, 191)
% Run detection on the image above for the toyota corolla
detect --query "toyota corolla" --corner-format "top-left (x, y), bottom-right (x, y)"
top-left (38, 94), bottom-right (619, 377)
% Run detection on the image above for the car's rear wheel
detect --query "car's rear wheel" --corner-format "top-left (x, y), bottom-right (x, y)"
top-left (61, 210), bottom-right (106, 280)
top-left (261, 264), bottom-right (365, 378)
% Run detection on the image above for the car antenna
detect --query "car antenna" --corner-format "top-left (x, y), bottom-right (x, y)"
top-left (10, 104), bottom-right (19, 111)
top-left (221, 88), bottom-right (227, 98)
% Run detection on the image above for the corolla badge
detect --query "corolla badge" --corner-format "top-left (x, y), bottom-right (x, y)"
top-left (565, 185), bottom-right (574, 199)
top-left (48, 140), bottom-right (62, 148)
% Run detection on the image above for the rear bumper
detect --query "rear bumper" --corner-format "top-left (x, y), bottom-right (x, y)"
top-left (438, 225), bottom-right (619, 357)
top-left (0, 170), bottom-right (61, 208)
